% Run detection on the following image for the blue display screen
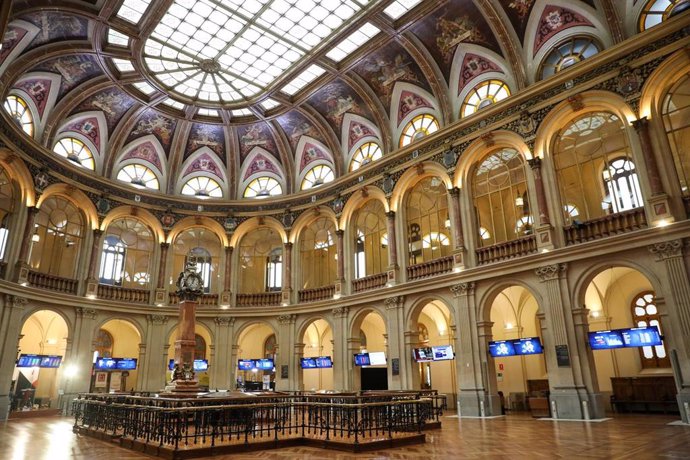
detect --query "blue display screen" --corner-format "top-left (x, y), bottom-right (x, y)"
top-left (300, 358), bottom-right (317, 369)
top-left (168, 359), bottom-right (208, 371)
top-left (621, 326), bottom-right (662, 347)
top-left (96, 357), bottom-right (138, 371)
top-left (238, 359), bottom-right (254, 370)
top-left (512, 337), bottom-right (543, 355)
top-left (413, 347), bottom-right (434, 362)
top-left (116, 358), bottom-right (138, 370)
top-left (95, 358), bottom-right (118, 370)
top-left (315, 356), bottom-right (333, 368)
top-left (489, 341), bottom-right (516, 357)
top-left (354, 353), bottom-right (370, 366)
top-left (256, 359), bottom-right (274, 370)
top-left (588, 330), bottom-right (625, 350)
top-left (432, 345), bottom-right (454, 361)
top-left (17, 354), bottom-right (62, 368)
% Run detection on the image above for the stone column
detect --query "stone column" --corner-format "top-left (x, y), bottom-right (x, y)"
top-left (60, 307), bottom-right (98, 414)
top-left (84, 229), bottom-right (103, 297)
top-left (229, 344), bottom-right (240, 389)
top-left (281, 243), bottom-right (293, 305)
top-left (212, 316), bottom-right (235, 389)
top-left (448, 187), bottom-right (466, 268)
top-left (154, 243), bottom-right (169, 305)
top-left (632, 117), bottom-right (663, 196)
top-left (221, 246), bottom-right (233, 306)
top-left (334, 230), bottom-right (345, 297)
top-left (294, 342), bottom-right (306, 391)
top-left (404, 330), bottom-right (421, 390)
top-left (648, 240), bottom-right (690, 422)
top-left (331, 306), bottom-right (349, 390)
top-left (385, 211), bottom-right (399, 284)
top-left (528, 158), bottom-right (555, 250)
top-left (135, 343), bottom-right (147, 391)
top-left (385, 296), bottom-right (406, 390)
top-left (451, 282), bottom-right (500, 416)
top-left (14, 206), bottom-right (39, 283)
top-left (535, 263), bottom-right (605, 420)
top-left (276, 314), bottom-right (297, 391)
top-left (140, 314), bottom-right (169, 391)
top-left (346, 337), bottom-right (362, 391)
top-left (0, 295), bottom-right (27, 420)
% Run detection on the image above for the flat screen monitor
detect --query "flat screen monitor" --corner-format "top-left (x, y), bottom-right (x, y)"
top-left (488, 340), bottom-right (516, 357)
top-left (193, 359), bottom-right (209, 372)
top-left (315, 356), bottom-right (333, 368)
top-left (238, 359), bottom-right (254, 371)
top-left (621, 326), bottom-right (662, 347)
top-left (588, 330), bottom-right (625, 350)
top-left (368, 351), bottom-right (387, 366)
top-left (16, 354), bottom-right (62, 368)
top-left (354, 353), bottom-right (370, 366)
top-left (432, 345), bottom-right (454, 361)
top-left (413, 347), bottom-right (434, 362)
top-left (300, 357), bottom-right (317, 369)
top-left (512, 337), bottom-right (543, 355)
top-left (256, 358), bottom-right (274, 371)
top-left (116, 358), bottom-right (138, 370)
top-left (95, 358), bottom-right (118, 370)
top-left (39, 355), bottom-right (62, 368)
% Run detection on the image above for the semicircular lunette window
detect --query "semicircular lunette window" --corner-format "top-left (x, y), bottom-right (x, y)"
top-left (461, 80), bottom-right (511, 118)
top-left (181, 176), bottom-right (223, 199)
top-left (143, 0), bottom-right (370, 104)
top-left (639, 0), bottom-right (690, 31)
top-left (3, 95), bottom-right (34, 137)
top-left (301, 164), bottom-right (334, 190)
top-left (540, 37), bottom-right (600, 80)
top-left (53, 138), bottom-right (95, 170)
top-left (400, 114), bottom-right (439, 147)
top-left (117, 164), bottom-right (160, 190)
top-left (244, 176), bottom-right (282, 198)
top-left (350, 142), bottom-right (383, 171)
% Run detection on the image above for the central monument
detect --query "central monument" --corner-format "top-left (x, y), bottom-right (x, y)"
top-left (164, 257), bottom-right (204, 394)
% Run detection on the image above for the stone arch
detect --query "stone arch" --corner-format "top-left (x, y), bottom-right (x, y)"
top-left (289, 206), bottom-right (339, 244)
top-left (0, 148), bottom-right (37, 206)
top-left (36, 183), bottom-right (98, 230)
top-left (238, 146), bottom-right (287, 197)
top-left (53, 111), bottom-right (108, 173)
top-left (20, 306), bottom-right (73, 339)
top-left (176, 147), bottom-right (229, 197)
top-left (229, 216), bottom-right (287, 247)
top-left (95, 316), bottom-right (145, 342)
top-left (391, 82), bottom-right (443, 145)
top-left (389, 161), bottom-right (452, 213)
top-left (296, 315), bottom-right (336, 344)
top-left (342, 113), bottom-right (383, 168)
top-left (477, 279), bottom-right (544, 324)
top-left (406, 295), bottom-right (456, 335)
top-left (167, 216), bottom-right (229, 247)
top-left (338, 186), bottom-right (389, 231)
top-left (99, 205), bottom-right (164, 244)
top-left (112, 134), bottom-right (168, 187)
top-left (233, 320), bottom-right (279, 349)
top-left (349, 306), bottom-right (387, 339)
top-left (639, 49), bottom-right (690, 120)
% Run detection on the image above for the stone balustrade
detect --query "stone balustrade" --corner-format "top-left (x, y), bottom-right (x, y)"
top-left (27, 270), bottom-right (78, 294)
top-left (352, 272), bottom-right (388, 293)
top-left (236, 292), bottom-right (281, 307)
top-left (298, 285), bottom-right (335, 302)
top-left (97, 284), bottom-right (150, 304)
top-left (564, 208), bottom-right (647, 245)
top-left (168, 292), bottom-right (219, 306)
top-left (476, 236), bottom-right (537, 265)
top-left (406, 256), bottom-right (454, 281)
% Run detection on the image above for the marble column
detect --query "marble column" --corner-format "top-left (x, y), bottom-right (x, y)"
top-left (385, 295), bottom-right (407, 389)
top-left (14, 206), bottom-right (38, 283)
top-left (281, 243), bottom-right (293, 305)
top-left (212, 316), bottom-right (235, 389)
top-left (294, 342), bottom-right (306, 391)
top-left (346, 337), bottom-right (362, 391)
top-left (648, 240), bottom-right (690, 422)
top-left (0, 295), bottom-right (27, 420)
top-left (527, 158), bottom-right (551, 226)
top-left (154, 243), bottom-right (169, 305)
top-left (385, 211), bottom-right (399, 284)
top-left (448, 187), bottom-right (466, 268)
top-left (221, 246), bottom-right (233, 306)
top-left (632, 117), bottom-right (664, 196)
top-left (60, 307), bottom-right (98, 414)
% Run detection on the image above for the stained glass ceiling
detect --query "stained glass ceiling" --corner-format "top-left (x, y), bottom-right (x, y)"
top-left (142, 0), bottom-right (380, 105)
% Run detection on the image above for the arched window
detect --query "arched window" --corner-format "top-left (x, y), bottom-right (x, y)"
top-left (94, 329), bottom-right (114, 358)
top-left (244, 176), bottom-right (282, 198)
top-left (266, 248), bottom-right (283, 292)
top-left (172, 228), bottom-right (221, 293)
top-left (30, 196), bottom-right (84, 277)
top-left (539, 37), bottom-right (600, 80)
top-left (117, 164), bottom-right (160, 190)
top-left (264, 334), bottom-right (277, 359)
top-left (0, 166), bottom-right (14, 261)
top-left (639, 0), bottom-right (690, 31)
top-left (53, 137), bottom-right (95, 170)
top-left (553, 112), bottom-right (640, 224)
top-left (661, 72), bottom-right (690, 197)
top-left (238, 227), bottom-right (282, 294)
top-left (400, 114), bottom-right (439, 147)
top-left (353, 199), bottom-right (388, 280)
top-left (350, 142), bottom-right (383, 171)
top-left (194, 334), bottom-right (206, 360)
top-left (99, 236), bottom-right (126, 286)
top-left (181, 176), bottom-right (223, 198)
top-left (299, 217), bottom-right (336, 290)
top-left (472, 148), bottom-right (531, 246)
top-left (187, 247), bottom-right (213, 293)
top-left (301, 164), bottom-right (334, 190)
top-left (405, 176), bottom-right (450, 265)
top-left (461, 80), bottom-right (511, 118)
top-left (101, 218), bottom-right (154, 289)
top-left (3, 95), bottom-right (34, 137)
top-left (631, 291), bottom-right (670, 368)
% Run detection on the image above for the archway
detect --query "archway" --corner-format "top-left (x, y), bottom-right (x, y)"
top-left (92, 319), bottom-right (142, 393)
top-left (350, 310), bottom-right (387, 391)
top-left (300, 319), bottom-right (334, 391)
top-left (13, 310), bottom-right (69, 415)
top-left (236, 323), bottom-right (276, 391)
top-left (488, 286), bottom-right (547, 415)
top-left (167, 325), bottom-right (212, 390)
top-left (583, 266), bottom-right (674, 415)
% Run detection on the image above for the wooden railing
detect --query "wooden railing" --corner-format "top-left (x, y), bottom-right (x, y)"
top-left (168, 292), bottom-right (219, 306)
top-left (27, 270), bottom-right (78, 294)
top-left (476, 235), bottom-right (537, 265)
top-left (352, 272), bottom-right (388, 293)
top-left (564, 208), bottom-right (647, 245)
top-left (406, 255), bottom-right (454, 281)
top-left (97, 284), bottom-right (150, 304)
top-left (298, 285), bottom-right (334, 302)
top-left (236, 291), bottom-right (281, 307)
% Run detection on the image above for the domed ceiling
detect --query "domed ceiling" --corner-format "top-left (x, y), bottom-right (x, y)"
top-left (0, 0), bottom-right (655, 202)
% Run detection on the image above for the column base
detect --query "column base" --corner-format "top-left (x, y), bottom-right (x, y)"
top-left (549, 388), bottom-right (606, 420)
top-left (220, 290), bottom-right (232, 307)
top-left (452, 249), bottom-right (465, 271)
top-left (647, 193), bottom-right (673, 224)
top-left (162, 379), bottom-right (202, 395)
top-left (457, 390), bottom-right (501, 417)
top-left (281, 288), bottom-right (292, 305)
top-left (676, 391), bottom-right (690, 423)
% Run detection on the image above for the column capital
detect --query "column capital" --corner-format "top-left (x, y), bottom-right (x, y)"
top-left (384, 295), bottom-right (404, 310)
top-left (148, 314), bottom-right (169, 325)
top-left (535, 263), bottom-right (566, 282)
top-left (284, 241), bottom-right (293, 250)
top-left (6, 294), bottom-right (28, 309)
top-left (225, 245), bottom-right (234, 253)
top-left (76, 307), bottom-right (97, 320)
top-left (214, 316), bottom-right (235, 327)
top-left (451, 282), bottom-right (475, 297)
top-left (335, 229), bottom-right (344, 237)
top-left (160, 242), bottom-right (170, 249)
top-left (277, 314), bottom-right (297, 325)
top-left (631, 116), bottom-right (649, 131)
top-left (648, 239), bottom-right (683, 261)
top-left (93, 228), bottom-right (103, 237)
top-left (332, 306), bottom-right (348, 318)
top-left (386, 210), bottom-right (396, 219)
top-left (527, 157), bottom-right (542, 170)
top-left (448, 186), bottom-right (460, 198)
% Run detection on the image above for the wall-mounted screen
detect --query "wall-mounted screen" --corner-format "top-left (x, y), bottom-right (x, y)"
top-left (238, 359), bottom-right (254, 371)
top-left (168, 359), bottom-right (208, 371)
top-left (256, 358), bottom-right (274, 371)
top-left (432, 345), bottom-right (454, 361)
top-left (588, 330), bottom-right (625, 350)
top-left (97, 357), bottom-right (138, 371)
top-left (621, 326), bottom-right (662, 347)
top-left (354, 353), bottom-right (370, 366)
top-left (116, 358), bottom-right (138, 370)
top-left (368, 352), bottom-right (387, 366)
top-left (95, 358), bottom-right (118, 370)
top-left (300, 357), bottom-right (317, 369)
top-left (17, 354), bottom-right (62, 368)
top-left (413, 347), bottom-right (434, 362)
top-left (315, 356), bottom-right (333, 368)
top-left (512, 337), bottom-right (543, 355)
top-left (489, 341), bottom-right (516, 357)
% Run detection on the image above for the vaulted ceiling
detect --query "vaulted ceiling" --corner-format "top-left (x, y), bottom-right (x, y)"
top-left (0, 0), bottom-right (669, 200)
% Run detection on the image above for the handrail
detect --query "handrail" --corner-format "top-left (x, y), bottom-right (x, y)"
top-left (564, 208), bottom-right (647, 245)
top-left (27, 270), bottom-right (78, 294)
top-left (406, 255), bottom-right (454, 280)
top-left (352, 272), bottom-right (387, 293)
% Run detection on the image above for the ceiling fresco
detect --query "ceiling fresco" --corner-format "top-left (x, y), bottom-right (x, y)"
top-left (0, 0), bottom-right (650, 198)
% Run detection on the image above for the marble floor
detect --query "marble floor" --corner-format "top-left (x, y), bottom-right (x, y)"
top-left (1, 412), bottom-right (689, 460)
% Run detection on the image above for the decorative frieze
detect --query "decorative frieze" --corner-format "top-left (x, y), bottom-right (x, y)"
top-left (332, 306), bottom-right (348, 318)
top-left (6, 295), bottom-right (28, 309)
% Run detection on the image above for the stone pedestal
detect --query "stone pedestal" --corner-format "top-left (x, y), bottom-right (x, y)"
top-left (164, 298), bottom-right (201, 394)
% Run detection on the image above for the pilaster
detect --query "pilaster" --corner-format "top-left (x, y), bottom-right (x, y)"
top-left (385, 211), bottom-right (400, 284)
top-left (331, 306), bottom-right (348, 390)
top-left (141, 314), bottom-right (169, 391)
top-left (0, 295), bottom-right (27, 420)
top-left (60, 307), bottom-right (98, 414)
top-left (448, 187), bottom-right (466, 269)
top-left (276, 314), bottom-right (297, 390)
top-left (384, 295), bottom-right (406, 389)
top-left (212, 316), bottom-right (235, 389)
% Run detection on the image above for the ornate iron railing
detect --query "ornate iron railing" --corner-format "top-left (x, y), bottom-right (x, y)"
top-left (98, 284), bottom-right (150, 303)
top-left (406, 255), bottom-right (454, 280)
top-left (564, 208), bottom-right (647, 245)
top-left (27, 270), bottom-right (78, 294)
top-left (72, 393), bottom-right (435, 457)
top-left (298, 285), bottom-right (335, 302)
top-left (352, 273), bottom-right (388, 293)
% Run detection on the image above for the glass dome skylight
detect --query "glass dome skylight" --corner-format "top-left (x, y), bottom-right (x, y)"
top-left (143, 0), bottom-right (375, 104)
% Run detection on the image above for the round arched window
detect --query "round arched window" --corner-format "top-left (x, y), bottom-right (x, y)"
top-left (461, 80), bottom-right (510, 118)
top-left (53, 138), bottom-right (95, 170)
top-left (301, 165), bottom-right (334, 190)
top-left (3, 95), bottom-right (34, 137)
top-left (639, 0), bottom-right (690, 31)
top-left (244, 176), bottom-right (282, 198)
top-left (540, 37), bottom-right (600, 80)
top-left (399, 114), bottom-right (439, 147)
top-left (117, 164), bottom-right (160, 190)
top-left (350, 142), bottom-right (383, 171)
top-left (181, 176), bottom-right (223, 198)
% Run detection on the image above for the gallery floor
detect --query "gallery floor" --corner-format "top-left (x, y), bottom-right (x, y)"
top-left (1, 411), bottom-right (689, 459)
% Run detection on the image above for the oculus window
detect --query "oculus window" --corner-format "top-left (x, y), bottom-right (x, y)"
top-left (301, 165), bottom-right (334, 190)
top-left (244, 176), bottom-right (282, 198)
top-left (181, 176), bottom-right (223, 198)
